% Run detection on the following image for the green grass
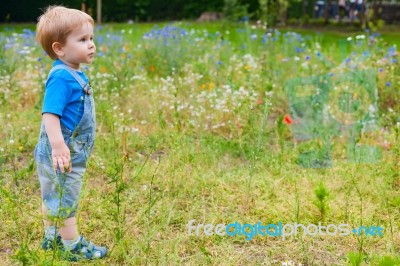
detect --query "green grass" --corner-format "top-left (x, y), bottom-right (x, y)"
top-left (1, 21), bottom-right (400, 265)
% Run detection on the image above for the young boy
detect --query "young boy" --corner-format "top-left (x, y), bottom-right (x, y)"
top-left (34, 6), bottom-right (107, 261)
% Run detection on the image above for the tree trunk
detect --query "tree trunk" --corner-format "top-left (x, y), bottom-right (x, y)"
top-left (360, 0), bottom-right (366, 29)
top-left (97, 0), bottom-right (102, 24)
top-left (81, 2), bottom-right (86, 13)
top-left (280, 7), bottom-right (287, 25)
top-left (372, 0), bottom-right (378, 23)
top-left (302, 0), bottom-right (307, 21)
top-left (324, 0), bottom-right (331, 24)
top-left (278, 0), bottom-right (288, 25)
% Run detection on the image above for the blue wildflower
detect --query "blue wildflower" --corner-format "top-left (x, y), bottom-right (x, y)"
top-left (261, 37), bottom-right (268, 43)
top-left (305, 55), bottom-right (310, 60)
top-left (386, 81), bottom-right (392, 87)
top-left (3, 43), bottom-right (12, 50)
top-left (96, 35), bottom-right (104, 45)
top-left (388, 46), bottom-right (397, 57)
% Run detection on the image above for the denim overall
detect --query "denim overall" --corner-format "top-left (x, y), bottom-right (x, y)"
top-left (34, 65), bottom-right (96, 219)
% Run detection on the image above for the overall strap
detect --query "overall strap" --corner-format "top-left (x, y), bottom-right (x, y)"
top-left (49, 65), bottom-right (86, 88)
top-left (48, 64), bottom-right (91, 94)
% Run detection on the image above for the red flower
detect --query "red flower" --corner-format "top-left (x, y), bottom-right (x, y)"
top-left (283, 114), bottom-right (292, 125)
top-left (256, 99), bottom-right (263, 105)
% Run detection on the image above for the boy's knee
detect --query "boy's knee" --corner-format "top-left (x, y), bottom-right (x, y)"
top-left (42, 198), bottom-right (78, 220)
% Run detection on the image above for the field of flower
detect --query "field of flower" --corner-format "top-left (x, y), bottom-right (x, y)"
top-left (1, 21), bottom-right (400, 265)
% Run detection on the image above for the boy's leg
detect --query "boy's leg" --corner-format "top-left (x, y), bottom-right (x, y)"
top-left (37, 140), bottom-right (106, 259)
top-left (42, 202), bottom-right (79, 240)
top-left (41, 202), bottom-right (63, 250)
top-left (42, 202), bottom-right (54, 227)
top-left (42, 201), bottom-right (81, 252)
top-left (59, 217), bottom-right (79, 240)
top-left (59, 216), bottom-right (82, 254)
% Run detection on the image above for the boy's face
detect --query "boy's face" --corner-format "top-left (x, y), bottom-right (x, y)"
top-left (59, 22), bottom-right (96, 69)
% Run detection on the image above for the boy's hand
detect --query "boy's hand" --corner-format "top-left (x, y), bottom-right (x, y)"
top-left (43, 113), bottom-right (73, 173)
top-left (51, 142), bottom-right (72, 173)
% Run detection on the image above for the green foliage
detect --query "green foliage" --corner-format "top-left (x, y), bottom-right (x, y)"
top-left (372, 255), bottom-right (400, 266)
top-left (313, 181), bottom-right (330, 221)
top-left (258, 0), bottom-right (268, 23)
top-left (347, 252), bottom-right (365, 266)
top-left (258, 0), bottom-right (279, 26)
top-left (223, 0), bottom-right (249, 22)
top-left (0, 0), bottom-right (225, 22)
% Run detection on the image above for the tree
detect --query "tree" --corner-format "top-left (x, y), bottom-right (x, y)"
top-left (97, 0), bottom-right (102, 24)
top-left (302, 0), bottom-right (308, 24)
top-left (258, 0), bottom-right (279, 26)
top-left (324, 0), bottom-right (331, 24)
top-left (223, 0), bottom-right (249, 22)
top-left (278, 0), bottom-right (289, 25)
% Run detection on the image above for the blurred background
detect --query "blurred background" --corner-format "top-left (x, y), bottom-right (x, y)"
top-left (1, 0), bottom-right (400, 28)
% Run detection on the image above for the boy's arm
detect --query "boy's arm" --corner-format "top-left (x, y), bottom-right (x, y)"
top-left (43, 113), bottom-right (72, 173)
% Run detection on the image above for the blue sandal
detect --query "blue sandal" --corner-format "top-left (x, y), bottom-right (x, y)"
top-left (41, 234), bottom-right (63, 250)
top-left (62, 236), bottom-right (107, 261)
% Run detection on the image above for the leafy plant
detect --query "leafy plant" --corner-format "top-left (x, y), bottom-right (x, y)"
top-left (313, 181), bottom-right (330, 221)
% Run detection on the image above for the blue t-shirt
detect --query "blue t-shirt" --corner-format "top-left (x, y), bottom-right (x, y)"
top-left (42, 60), bottom-right (88, 131)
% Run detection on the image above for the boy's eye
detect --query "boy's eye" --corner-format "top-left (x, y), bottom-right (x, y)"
top-left (80, 38), bottom-right (86, 42)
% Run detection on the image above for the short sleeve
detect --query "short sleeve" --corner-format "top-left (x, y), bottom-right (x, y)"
top-left (42, 70), bottom-right (72, 117)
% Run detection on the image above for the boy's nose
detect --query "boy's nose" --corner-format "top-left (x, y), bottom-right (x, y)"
top-left (88, 40), bottom-right (95, 49)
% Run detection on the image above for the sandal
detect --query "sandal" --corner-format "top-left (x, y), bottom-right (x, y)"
top-left (41, 234), bottom-right (63, 250)
top-left (62, 236), bottom-right (107, 261)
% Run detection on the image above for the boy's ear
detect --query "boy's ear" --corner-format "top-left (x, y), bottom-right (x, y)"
top-left (52, 42), bottom-right (64, 57)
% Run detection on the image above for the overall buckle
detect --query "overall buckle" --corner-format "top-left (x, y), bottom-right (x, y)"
top-left (84, 83), bottom-right (92, 95)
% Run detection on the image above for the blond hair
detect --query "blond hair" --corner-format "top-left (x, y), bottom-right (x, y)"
top-left (36, 6), bottom-right (94, 60)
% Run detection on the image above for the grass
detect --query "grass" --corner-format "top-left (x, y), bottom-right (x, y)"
top-left (0, 21), bottom-right (400, 265)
